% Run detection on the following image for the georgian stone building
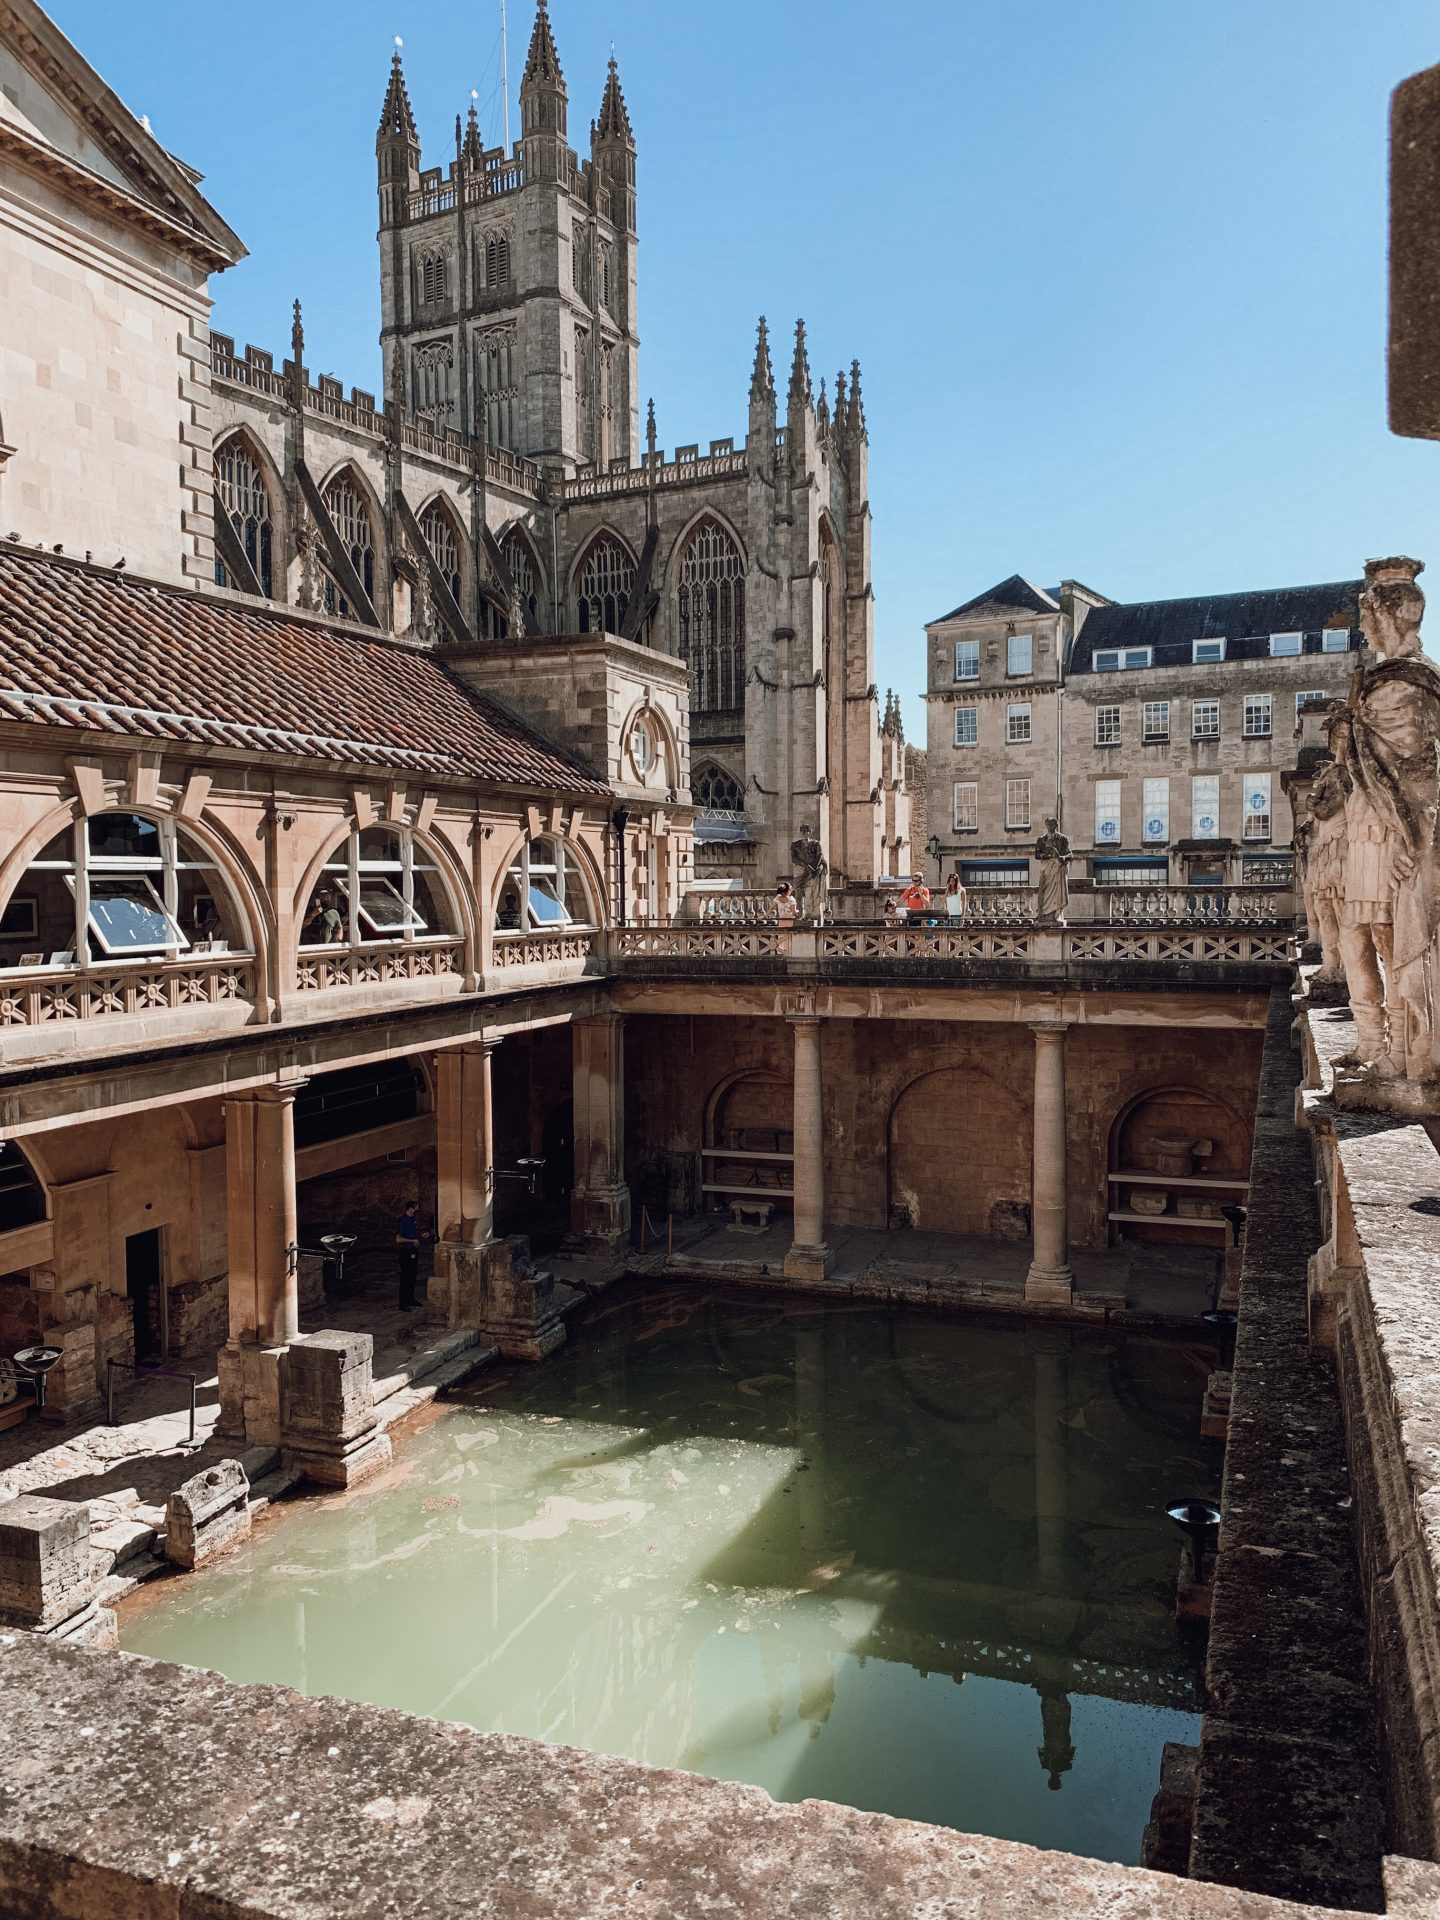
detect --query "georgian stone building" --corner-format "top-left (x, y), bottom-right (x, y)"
top-left (925, 574), bottom-right (1361, 900)
top-left (203, 1), bottom-right (908, 894)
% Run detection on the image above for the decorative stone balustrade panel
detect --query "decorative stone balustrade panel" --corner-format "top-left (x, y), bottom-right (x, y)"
top-left (0, 959), bottom-right (255, 1027)
top-left (618, 928), bottom-right (785, 959)
top-left (295, 943), bottom-right (461, 992)
top-left (1067, 930), bottom-right (1291, 964)
top-left (1101, 890), bottom-right (1284, 925)
top-left (559, 450), bottom-right (751, 504)
top-left (491, 934), bottom-right (597, 970)
top-left (820, 928), bottom-right (1036, 962)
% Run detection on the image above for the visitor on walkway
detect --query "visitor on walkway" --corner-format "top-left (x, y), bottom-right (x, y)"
top-left (395, 1201), bottom-right (424, 1314)
top-left (883, 897), bottom-right (900, 927)
top-left (902, 877), bottom-right (932, 924)
top-left (773, 879), bottom-right (798, 928)
top-left (944, 874), bottom-right (968, 921)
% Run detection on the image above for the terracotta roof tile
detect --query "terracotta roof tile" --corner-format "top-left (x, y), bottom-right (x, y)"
top-left (0, 547), bottom-right (606, 794)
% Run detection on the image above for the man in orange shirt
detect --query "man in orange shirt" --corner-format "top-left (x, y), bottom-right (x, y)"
top-left (901, 878), bottom-right (932, 923)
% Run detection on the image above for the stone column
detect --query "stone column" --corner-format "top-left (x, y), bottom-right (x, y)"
top-left (217, 1078), bottom-right (305, 1443)
top-left (435, 1040), bottom-right (498, 1247)
top-left (570, 1012), bottom-right (631, 1251)
top-left (1026, 1022), bottom-right (1074, 1304)
top-left (784, 1014), bottom-right (833, 1282)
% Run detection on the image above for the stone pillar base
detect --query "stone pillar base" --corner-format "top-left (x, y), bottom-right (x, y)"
top-left (0, 1495), bottom-right (103, 1638)
top-left (216, 1341), bottom-right (286, 1447)
top-left (569, 1183), bottom-right (632, 1252)
top-left (1025, 1264), bottom-right (1075, 1306)
top-left (434, 1237), bottom-right (567, 1361)
top-left (783, 1242), bottom-right (834, 1284)
top-left (164, 1460), bottom-right (252, 1569)
top-left (1200, 1370), bottom-right (1233, 1442)
top-left (281, 1332), bottom-right (391, 1490)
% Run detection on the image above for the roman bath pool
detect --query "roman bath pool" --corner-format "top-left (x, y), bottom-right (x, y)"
top-left (121, 1285), bottom-right (1217, 1864)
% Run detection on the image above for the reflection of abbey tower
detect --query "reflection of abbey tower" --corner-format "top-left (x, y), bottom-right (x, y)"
top-left (205, 1), bottom-right (910, 894)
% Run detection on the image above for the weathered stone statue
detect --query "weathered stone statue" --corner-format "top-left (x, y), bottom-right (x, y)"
top-left (790, 824), bottom-right (829, 924)
top-left (1300, 759), bottom-right (1349, 997)
top-left (1331, 556), bottom-right (1440, 1081)
top-left (1034, 817), bottom-right (1071, 924)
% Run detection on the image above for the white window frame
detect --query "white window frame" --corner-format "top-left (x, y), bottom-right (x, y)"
top-left (1006, 702), bottom-right (1032, 744)
top-left (1243, 772), bottom-right (1272, 842)
top-left (1142, 777), bottom-right (1169, 844)
top-left (306, 826), bottom-right (449, 949)
top-left (954, 706), bottom-right (979, 749)
top-left (1092, 645), bottom-right (1154, 673)
top-left (495, 836), bottom-right (595, 935)
top-left (1192, 638), bottom-right (1227, 664)
top-left (1006, 633), bottom-right (1033, 678)
top-left (954, 639), bottom-right (980, 682)
top-left (1269, 631), bottom-right (1303, 658)
top-left (1296, 690), bottom-right (1326, 723)
top-left (1243, 694), bottom-right (1273, 739)
top-left (1192, 775), bottom-right (1221, 839)
top-left (65, 871), bottom-right (187, 958)
top-left (1095, 705), bottom-right (1122, 746)
top-left (1005, 778), bottom-right (1031, 830)
top-left (1322, 628), bottom-right (1350, 653)
top-left (1094, 779), bottom-right (1122, 846)
top-left (1142, 700), bottom-right (1170, 741)
top-left (953, 781), bottom-right (978, 833)
top-left (1192, 699), bottom-right (1221, 739)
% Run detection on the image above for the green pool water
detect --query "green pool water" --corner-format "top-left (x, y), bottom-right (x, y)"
top-left (121, 1285), bottom-right (1216, 1863)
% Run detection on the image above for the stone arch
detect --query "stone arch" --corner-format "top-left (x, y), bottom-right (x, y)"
top-left (488, 825), bottom-right (607, 934)
top-left (0, 1137), bottom-right (49, 1232)
top-left (484, 519), bottom-right (548, 638)
top-left (568, 526), bottom-right (639, 635)
top-left (213, 427), bottom-right (287, 599)
top-left (315, 458), bottom-right (388, 619)
top-left (704, 1068), bottom-right (792, 1151)
top-left (1106, 1084), bottom-right (1251, 1248)
top-left (618, 691), bottom-right (681, 792)
top-left (663, 504), bottom-right (749, 585)
top-left (671, 512), bottom-right (747, 715)
top-left (413, 488), bottom-right (471, 608)
top-left (290, 815), bottom-right (478, 977)
top-left (691, 760), bottom-right (745, 814)
top-left (886, 1065), bottom-right (1031, 1236)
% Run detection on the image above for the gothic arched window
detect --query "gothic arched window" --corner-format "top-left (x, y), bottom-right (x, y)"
top-left (480, 531), bottom-right (543, 640)
top-left (322, 475), bottom-right (375, 617)
top-left (214, 439), bottom-right (273, 597)
top-left (677, 519), bottom-right (745, 712)
top-left (483, 232), bottom-right (510, 290)
top-left (576, 535), bottom-right (634, 635)
top-left (693, 762), bottom-right (745, 814)
top-left (421, 251), bottom-right (448, 308)
top-left (419, 504), bottom-right (462, 602)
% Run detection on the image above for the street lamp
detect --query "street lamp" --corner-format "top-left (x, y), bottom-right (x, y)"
top-left (1166, 1497), bottom-right (1222, 1582)
top-left (13, 1345), bottom-right (63, 1415)
top-left (927, 833), bottom-right (941, 882)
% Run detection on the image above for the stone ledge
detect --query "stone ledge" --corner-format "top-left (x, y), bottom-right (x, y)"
top-left (0, 1635), bottom-right (1378, 1920)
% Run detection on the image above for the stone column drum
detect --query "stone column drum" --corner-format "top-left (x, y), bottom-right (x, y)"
top-left (1026, 1022), bottom-right (1074, 1305)
top-left (570, 1012), bottom-right (631, 1250)
top-left (0, 1494), bottom-right (116, 1648)
top-left (430, 1038), bottom-right (499, 1328)
top-left (784, 1013), bottom-right (833, 1283)
top-left (281, 1331), bottom-right (392, 1488)
top-left (217, 1078), bottom-right (306, 1446)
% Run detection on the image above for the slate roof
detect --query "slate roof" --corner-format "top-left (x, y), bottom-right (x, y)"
top-left (930, 575), bottom-right (1060, 625)
top-left (1070, 580), bottom-right (1363, 673)
top-left (0, 546), bottom-right (606, 793)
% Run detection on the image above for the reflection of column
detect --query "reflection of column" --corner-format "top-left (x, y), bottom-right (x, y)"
top-left (223, 1079), bottom-right (304, 1345)
top-left (793, 1317), bottom-right (827, 1560)
top-left (1031, 1330), bottom-right (1069, 1598)
top-left (1026, 1021), bottom-right (1074, 1303)
top-left (570, 1012), bottom-right (631, 1249)
top-left (436, 1039), bottom-right (499, 1246)
top-left (1037, 1685), bottom-right (1075, 1791)
top-left (784, 1014), bottom-right (833, 1281)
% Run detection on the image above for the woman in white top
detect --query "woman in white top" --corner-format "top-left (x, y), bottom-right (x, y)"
top-left (773, 880), bottom-right (799, 927)
top-left (944, 874), bottom-right (968, 920)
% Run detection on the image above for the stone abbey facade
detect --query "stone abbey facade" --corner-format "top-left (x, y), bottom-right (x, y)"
top-left (203, 0), bottom-right (908, 895)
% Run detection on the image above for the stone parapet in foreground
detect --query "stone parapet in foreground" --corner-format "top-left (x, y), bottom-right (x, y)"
top-left (0, 1633), bottom-right (1383, 1920)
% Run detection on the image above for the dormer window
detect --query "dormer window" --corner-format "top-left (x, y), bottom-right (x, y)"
top-left (1269, 632), bottom-right (1302, 657)
top-left (1192, 638), bottom-right (1227, 664)
top-left (1093, 647), bottom-right (1152, 672)
top-left (1322, 628), bottom-right (1351, 653)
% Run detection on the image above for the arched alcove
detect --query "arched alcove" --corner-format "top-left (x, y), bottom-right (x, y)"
top-left (887, 1067), bottom-right (1030, 1237)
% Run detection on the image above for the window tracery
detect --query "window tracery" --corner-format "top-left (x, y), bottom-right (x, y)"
top-left (419, 250), bottom-right (449, 308)
top-left (214, 439), bottom-right (273, 597)
top-left (481, 230), bottom-right (511, 290)
top-left (693, 762), bottom-right (745, 813)
top-left (677, 520), bottom-right (746, 712)
top-left (412, 340), bottom-right (455, 426)
top-left (475, 325), bottom-right (518, 451)
top-left (321, 475), bottom-right (375, 617)
top-left (419, 504), bottom-right (463, 602)
top-left (576, 535), bottom-right (634, 635)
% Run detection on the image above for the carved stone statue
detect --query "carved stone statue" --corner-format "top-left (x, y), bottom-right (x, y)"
top-left (1332, 557), bottom-right (1440, 1081)
top-left (1300, 759), bottom-right (1349, 998)
top-left (790, 824), bottom-right (828, 924)
top-left (1034, 817), bottom-right (1071, 925)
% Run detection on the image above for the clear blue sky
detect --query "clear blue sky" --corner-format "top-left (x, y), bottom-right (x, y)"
top-left (49, 0), bottom-right (1440, 730)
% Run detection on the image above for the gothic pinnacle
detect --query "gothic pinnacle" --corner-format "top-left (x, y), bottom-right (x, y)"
top-left (750, 316), bottom-right (774, 401)
top-left (834, 368), bottom-right (848, 433)
top-left (850, 358), bottom-right (868, 438)
top-left (377, 40), bottom-right (418, 143)
top-left (788, 319), bottom-right (812, 408)
top-left (817, 378), bottom-right (830, 431)
top-left (291, 298), bottom-right (304, 365)
top-left (463, 96), bottom-right (484, 165)
top-left (596, 53), bottom-right (633, 142)
top-left (523, 0), bottom-right (565, 89)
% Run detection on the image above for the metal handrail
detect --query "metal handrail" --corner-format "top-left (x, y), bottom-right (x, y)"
top-left (105, 1357), bottom-right (201, 1451)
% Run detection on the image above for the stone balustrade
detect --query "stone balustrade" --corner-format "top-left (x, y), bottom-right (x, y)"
top-left (295, 940), bottom-right (462, 993)
top-left (490, 931), bottom-right (601, 974)
top-left (0, 954), bottom-right (255, 1027)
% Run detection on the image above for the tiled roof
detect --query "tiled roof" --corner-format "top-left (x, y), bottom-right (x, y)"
top-left (0, 546), bottom-right (606, 792)
top-left (1070, 580), bottom-right (1362, 672)
top-left (930, 575), bottom-right (1060, 625)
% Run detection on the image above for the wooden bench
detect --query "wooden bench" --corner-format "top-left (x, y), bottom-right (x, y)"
top-left (728, 1198), bottom-right (774, 1233)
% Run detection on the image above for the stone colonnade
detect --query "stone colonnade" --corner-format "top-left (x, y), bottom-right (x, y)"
top-left (780, 1010), bottom-right (1073, 1303)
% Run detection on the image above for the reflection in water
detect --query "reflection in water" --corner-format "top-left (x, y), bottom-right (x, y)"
top-left (122, 1286), bottom-right (1215, 1864)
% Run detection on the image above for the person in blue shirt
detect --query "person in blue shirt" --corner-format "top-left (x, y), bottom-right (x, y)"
top-left (395, 1201), bottom-right (423, 1313)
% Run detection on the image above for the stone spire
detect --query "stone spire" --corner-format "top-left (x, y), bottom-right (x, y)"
top-left (463, 97), bottom-right (484, 166)
top-left (849, 359), bottom-right (868, 440)
top-left (377, 46), bottom-right (418, 143)
top-left (788, 319), bottom-right (812, 408)
top-left (523, 0), bottom-right (564, 89)
top-left (596, 55), bottom-right (634, 143)
top-left (834, 368), bottom-right (848, 438)
top-left (816, 377), bottom-right (830, 433)
top-left (750, 316), bottom-right (774, 401)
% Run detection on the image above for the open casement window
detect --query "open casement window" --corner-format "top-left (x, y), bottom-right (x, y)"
top-left (302, 827), bottom-right (452, 949)
top-left (3, 812), bottom-right (246, 970)
top-left (495, 837), bottom-right (593, 935)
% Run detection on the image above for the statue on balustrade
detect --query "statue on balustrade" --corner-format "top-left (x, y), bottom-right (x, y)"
top-left (790, 824), bottom-right (829, 925)
top-left (1298, 758), bottom-right (1349, 1000)
top-left (1034, 818), bottom-right (1071, 925)
top-left (1331, 556), bottom-right (1440, 1082)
